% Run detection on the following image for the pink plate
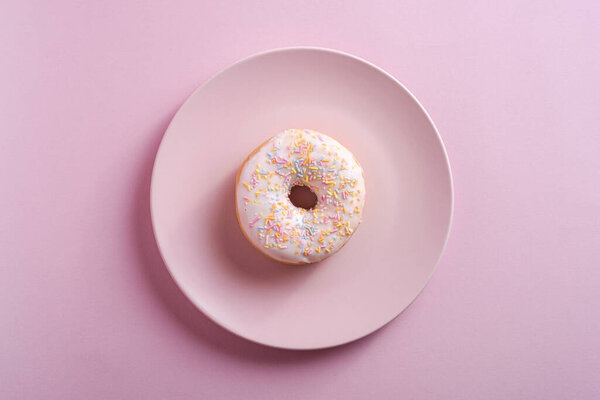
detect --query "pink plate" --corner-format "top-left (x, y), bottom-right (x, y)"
top-left (151, 48), bottom-right (453, 349)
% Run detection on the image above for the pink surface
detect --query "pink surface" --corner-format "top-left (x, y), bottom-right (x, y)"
top-left (1, 0), bottom-right (599, 398)
top-left (151, 48), bottom-right (452, 349)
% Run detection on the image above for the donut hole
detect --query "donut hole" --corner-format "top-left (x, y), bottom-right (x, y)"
top-left (288, 184), bottom-right (318, 210)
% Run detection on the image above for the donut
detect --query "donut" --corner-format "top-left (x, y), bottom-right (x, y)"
top-left (235, 129), bottom-right (366, 264)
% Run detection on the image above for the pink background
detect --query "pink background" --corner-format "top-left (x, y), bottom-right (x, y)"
top-left (1, 0), bottom-right (599, 399)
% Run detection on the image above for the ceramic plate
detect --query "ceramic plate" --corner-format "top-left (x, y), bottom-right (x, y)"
top-left (151, 48), bottom-right (453, 349)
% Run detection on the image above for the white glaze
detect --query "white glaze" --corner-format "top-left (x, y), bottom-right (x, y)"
top-left (236, 129), bottom-right (366, 264)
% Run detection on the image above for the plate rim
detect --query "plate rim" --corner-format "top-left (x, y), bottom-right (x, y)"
top-left (150, 46), bottom-right (455, 350)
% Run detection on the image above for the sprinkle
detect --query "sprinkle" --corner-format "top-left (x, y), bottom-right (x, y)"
top-left (243, 182), bottom-right (252, 191)
top-left (249, 216), bottom-right (260, 227)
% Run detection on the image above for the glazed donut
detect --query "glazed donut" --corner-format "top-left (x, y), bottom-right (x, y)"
top-left (235, 129), bottom-right (366, 264)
